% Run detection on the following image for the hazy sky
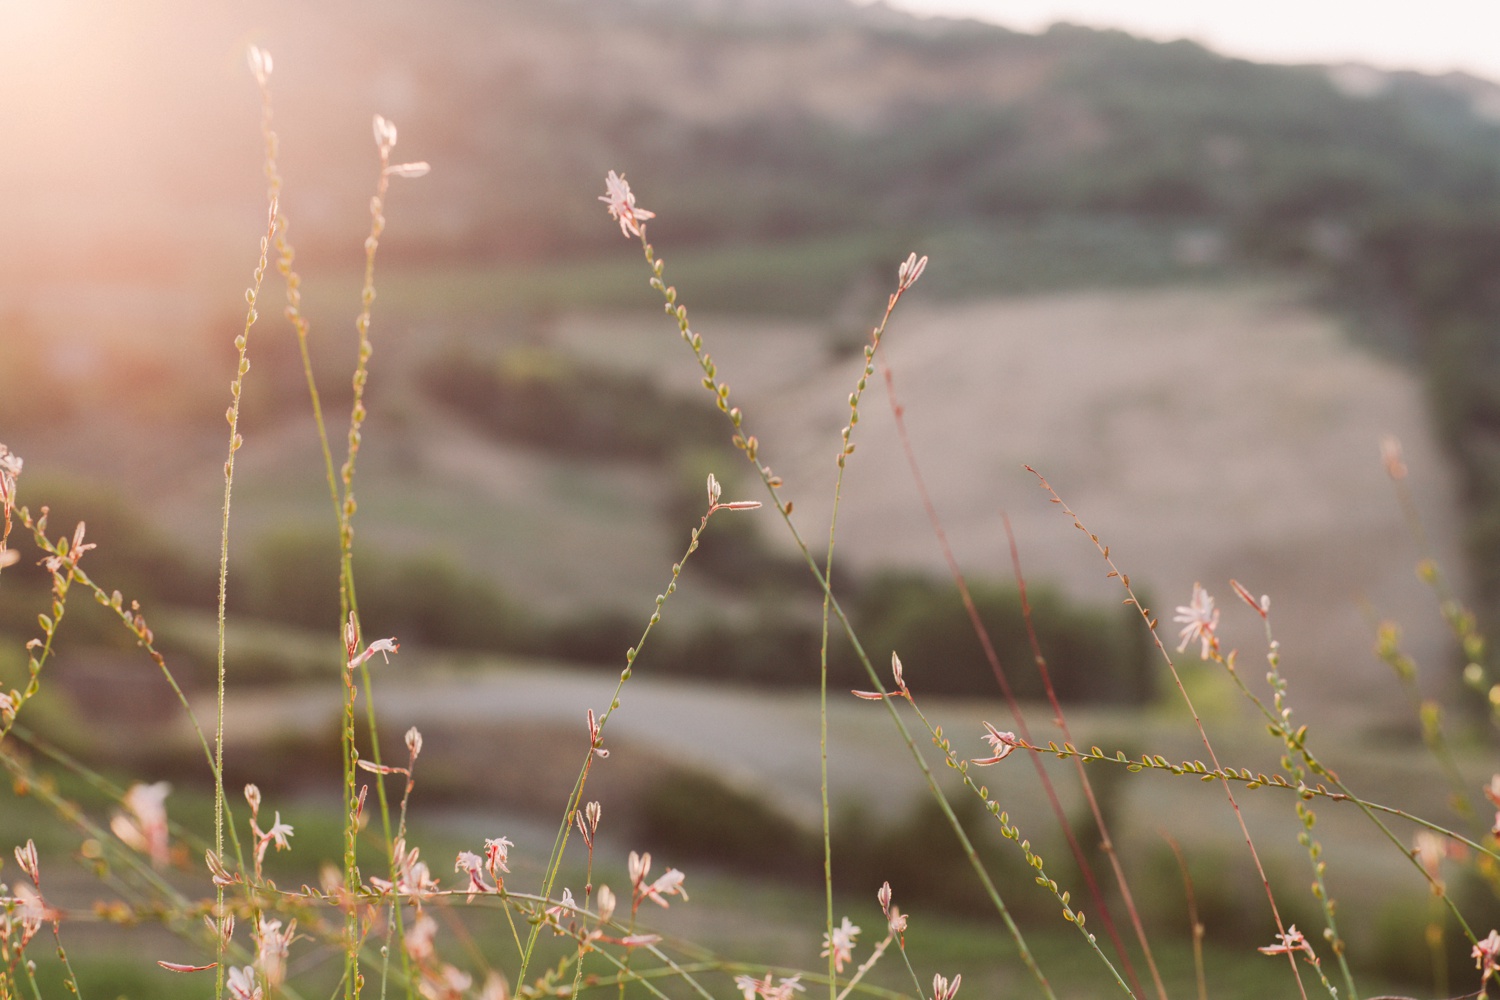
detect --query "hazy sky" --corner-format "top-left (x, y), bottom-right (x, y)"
top-left (863, 1), bottom-right (1500, 81)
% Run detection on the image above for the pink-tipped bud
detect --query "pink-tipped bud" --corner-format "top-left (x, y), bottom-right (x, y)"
top-left (897, 252), bottom-right (928, 292)
top-left (405, 726), bottom-right (423, 758)
top-left (244, 783), bottom-right (262, 815)
top-left (15, 839), bottom-right (38, 883)
top-left (707, 473), bottom-right (722, 505)
top-left (1229, 579), bottom-right (1270, 618)
top-left (1381, 435), bottom-right (1407, 480)
top-left (596, 884), bottom-right (617, 923)
top-left (877, 880), bottom-right (892, 914)
top-left (385, 161), bottom-right (431, 179)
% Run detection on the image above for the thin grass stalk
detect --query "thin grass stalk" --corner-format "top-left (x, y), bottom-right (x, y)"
top-left (1162, 834), bottom-right (1208, 1000)
top-left (813, 257), bottom-right (921, 998)
top-left (217, 194), bottom-right (278, 996)
top-left (1026, 466), bottom-right (1310, 1000)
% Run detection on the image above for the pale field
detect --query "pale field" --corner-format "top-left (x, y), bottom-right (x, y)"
top-left (553, 279), bottom-right (1465, 721)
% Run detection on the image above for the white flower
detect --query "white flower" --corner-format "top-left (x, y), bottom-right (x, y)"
top-left (971, 722), bottom-right (1019, 765)
top-left (1173, 582), bottom-right (1219, 659)
top-left (821, 916), bottom-right (860, 972)
top-left (227, 965), bottom-right (263, 1000)
top-left (600, 170), bottom-right (655, 238)
top-left (111, 781), bottom-right (171, 868)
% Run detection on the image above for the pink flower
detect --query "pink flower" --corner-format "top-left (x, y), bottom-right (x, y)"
top-left (600, 170), bottom-right (655, 238)
top-left (821, 916), bottom-right (860, 973)
top-left (455, 851), bottom-right (495, 900)
top-left (369, 838), bottom-right (438, 898)
top-left (0, 691), bottom-right (14, 720)
top-left (735, 972), bottom-right (805, 999)
top-left (1474, 929), bottom-right (1500, 980)
top-left (348, 636), bottom-right (400, 671)
top-left (111, 781), bottom-right (171, 868)
top-left (484, 836), bottom-right (513, 883)
top-left (1258, 925), bottom-right (1316, 963)
top-left (405, 913), bottom-right (438, 963)
top-left (971, 722), bottom-right (1020, 765)
top-left (254, 916), bottom-right (295, 989)
top-left (1174, 583), bottom-right (1220, 659)
top-left (227, 965), bottom-right (263, 1000)
top-left (628, 850), bottom-right (688, 908)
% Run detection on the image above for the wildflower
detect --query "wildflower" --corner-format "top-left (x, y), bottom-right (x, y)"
top-left (0, 443), bottom-right (20, 508)
top-left (111, 781), bottom-right (171, 868)
top-left (227, 965), bottom-right (263, 1000)
top-left (348, 636), bottom-right (400, 671)
top-left (405, 913), bottom-right (438, 963)
top-left (931, 973), bottom-right (962, 1000)
top-left (971, 722), bottom-right (1020, 765)
top-left (600, 170), bottom-right (654, 239)
top-left (1258, 925), bottom-right (1316, 963)
top-left (254, 916), bottom-right (295, 989)
top-left (419, 964), bottom-right (473, 1000)
top-left (370, 838), bottom-right (438, 898)
top-left (736, 972), bottom-right (805, 999)
top-left (821, 916), bottom-right (860, 973)
top-left (1413, 830), bottom-right (1464, 892)
top-left (629, 850), bottom-right (687, 908)
top-left (0, 691), bottom-right (14, 720)
top-left (1174, 582), bottom-right (1220, 659)
top-left (897, 252), bottom-right (928, 293)
top-left (484, 836), bottom-right (513, 885)
top-left (1475, 929), bottom-right (1500, 981)
top-left (455, 851), bottom-right (495, 900)
top-left (544, 887), bottom-right (577, 929)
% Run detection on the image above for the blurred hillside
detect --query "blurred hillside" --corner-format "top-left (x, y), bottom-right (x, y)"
top-left (2, 0), bottom-right (1498, 708)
